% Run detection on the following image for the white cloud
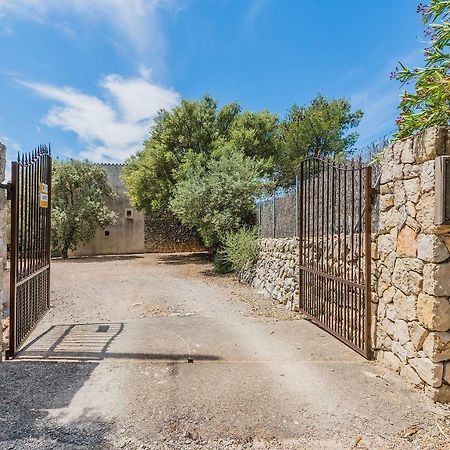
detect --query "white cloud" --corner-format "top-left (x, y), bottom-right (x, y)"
top-left (18, 74), bottom-right (180, 162)
top-left (0, 0), bottom-right (180, 58)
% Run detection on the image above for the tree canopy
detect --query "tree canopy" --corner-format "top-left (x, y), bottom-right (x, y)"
top-left (51, 160), bottom-right (117, 258)
top-left (276, 95), bottom-right (363, 185)
top-left (393, 0), bottom-right (449, 139)
top-left (122, 93), bottom-right (362, 253)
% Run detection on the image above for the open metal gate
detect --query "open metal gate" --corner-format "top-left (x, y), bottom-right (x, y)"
top-left (7, 145), bottom-right (52, 358)
top-left (298, 158), bottom-right (372, 359)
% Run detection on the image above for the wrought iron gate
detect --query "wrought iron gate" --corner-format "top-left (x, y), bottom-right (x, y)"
top-left (7, 146), bottom-right (52, 358)
top-left (298, 158), bottom-right (372, 359)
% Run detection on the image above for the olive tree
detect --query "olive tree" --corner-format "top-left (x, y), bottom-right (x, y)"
top-left (51, 160), bottom-right (117, 258)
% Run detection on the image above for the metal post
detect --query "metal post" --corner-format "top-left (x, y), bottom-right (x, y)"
top-left (7, 161), bottom-right (18, 359)
top-left (272, 190), bottom-right (276, 238)
top-left (364, 165), bottom-right (373, 359)
top-left (46, 150), bottom-right (52, 309)
top-left (295, 175), bottom-right (299, 237)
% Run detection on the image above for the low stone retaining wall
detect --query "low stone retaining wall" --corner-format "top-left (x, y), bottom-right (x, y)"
top-left (240, 238), bottom-right (299, 310)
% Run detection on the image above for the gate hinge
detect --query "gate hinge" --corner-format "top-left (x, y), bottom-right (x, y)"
top-left (0, 182), bottom-right (12, 200)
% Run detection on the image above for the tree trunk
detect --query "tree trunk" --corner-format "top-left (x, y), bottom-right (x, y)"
top-left (62, 248), bottom-right (69, 259)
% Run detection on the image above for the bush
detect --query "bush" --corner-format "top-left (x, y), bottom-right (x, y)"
top-left (220, 227), bottom-right (259, 272)
top-left (212, 252), bottom-right (233, 274)
top-left (170, 148), bottom-right (265, 247)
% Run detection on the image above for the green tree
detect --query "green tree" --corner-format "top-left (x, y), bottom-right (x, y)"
top-left (122, 95), bottom-right (279, 214)
top-left (393, 1), bottom-right (449, 139)
top-left (170, 149), bottom-right (265, 248)
top-left (51, 160), bottom-right (117, 258)
top-left (277, 95), bottom-right (363, 185)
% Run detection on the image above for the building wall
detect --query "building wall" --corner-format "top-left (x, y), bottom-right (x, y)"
top-left (71, 164), bottom-right (146, 256)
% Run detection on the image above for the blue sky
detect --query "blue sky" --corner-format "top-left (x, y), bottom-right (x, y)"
top-left (0, 0), bottom-right (425, 171)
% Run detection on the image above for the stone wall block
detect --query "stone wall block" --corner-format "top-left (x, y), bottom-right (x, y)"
top-left (380, 181), bottom-right (394, 195)
top-left (403, 178), bottom-right (421, 204)
top-left (425, 384), bottom-right (450, 403)
top-left (423, 263), bottom-right (450, 296)
top-left (417, 234), bottom-right (450, 263)
top-left (400, 139), bottom-right (415, 164)
top-left (396, 225), bottom-right (417, 258)
top-left (392, 341), bottom-right (414, 363)
top-left (393, 290), bottom-right (417, 321)
top-left (443, 362), bottom-right (450, 384)
top-left (417, 293), bottom-right (450, 331)
top-left (379, 194), bottom-right (394, 212)
top-left (380, 162), bottom-right (403, 185)
top-left (381, 317), bottom-right (396, 338)
top-left (393, 181), bottom-right (406, 207)
top-left (394, 319), bottom-right (410, 345)
top-left (409, 357), bottom-right (443, 387)
top-left (416, 191), bottom-right (436, 233)
top-left (383, 351), bottom-right (402, 372)
top-left (409, 322), bottom-right (428, 351)
top-left (420, 160), bottom-right (435, 193)
top-left (414, 127), bottom-right (446, 163)
top-left (392, 258), bottom-right (423, 296)
top-left (400, 365), bottom-right (424, 387)
top-left (423, 332), bottom-right (450, 362)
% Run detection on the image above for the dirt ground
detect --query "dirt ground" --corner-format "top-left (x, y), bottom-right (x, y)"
top-left (1, 253), bottom-right (450, 449)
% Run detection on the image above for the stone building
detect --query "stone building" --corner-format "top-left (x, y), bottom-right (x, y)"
top-left (71, 163), bottom-right (204, 256)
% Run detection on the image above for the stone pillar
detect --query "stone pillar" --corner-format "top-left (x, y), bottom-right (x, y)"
top-left (373, 127), bottom-right (450, 402)
top-left (0, 142), bottom-right (7, 361)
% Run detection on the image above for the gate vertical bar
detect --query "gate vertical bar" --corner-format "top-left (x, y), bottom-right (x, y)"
top-left (298, 163), bottom-right (303, 312)
top-left (364, 165), bottom-right (372, 358)
top-left (7, 161), bottom-right (18, 359)
top-left (46, 152), bottom-right (52, 308)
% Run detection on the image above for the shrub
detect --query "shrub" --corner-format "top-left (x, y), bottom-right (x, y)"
top-left (212, 252), bottom-right (233, 274)
top-left (170, 148), bottom-right (265, 247)
top-left (220, 227), bottom-right (259, 272)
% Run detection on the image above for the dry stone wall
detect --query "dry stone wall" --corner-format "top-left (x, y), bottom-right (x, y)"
top-left (372, 127), bottom-right (450, 402)
top-left (144, 211), bottom-right (206, 253)
top-left (241, 127), bottom-right (450, 402)
top-left (240, 238), bottom-right (299, 310)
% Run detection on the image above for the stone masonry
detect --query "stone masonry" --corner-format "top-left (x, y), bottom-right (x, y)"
top-left (240, 238), bottom-right (299, 310)
top-left (241, 127), bottom-right (450, 402)
top-left (372, 127), bottom-right (450, 402)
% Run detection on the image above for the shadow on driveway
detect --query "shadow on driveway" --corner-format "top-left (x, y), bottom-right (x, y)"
top-left (0, 361), bottom-right (112, 448)
top-left (15, 322), bottom-right (221, 363)
top-left (157, 252), bottom-right (211, 266)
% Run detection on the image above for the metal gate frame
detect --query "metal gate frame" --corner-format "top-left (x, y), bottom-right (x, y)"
top-left (298, 157), bottom-right (372, 359)
top-left (6, 145), bottom-right (52, 359)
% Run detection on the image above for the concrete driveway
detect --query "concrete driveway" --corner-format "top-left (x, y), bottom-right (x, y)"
top-left (0, 253), bottom-right (449, 449)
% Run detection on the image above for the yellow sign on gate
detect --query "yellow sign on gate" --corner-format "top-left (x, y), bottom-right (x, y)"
top-left (39, 182), bottom-right (48, 208)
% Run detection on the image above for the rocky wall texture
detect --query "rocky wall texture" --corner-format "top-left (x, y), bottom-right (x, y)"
top-left (373, 127), bottom-right (450, 402)
top-left (240, 238), bottom-right (299, 310)
top-left (144, 211), bottom-right (206, 253)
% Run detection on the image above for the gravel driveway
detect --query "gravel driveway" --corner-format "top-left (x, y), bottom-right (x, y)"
top-left (1, 253), bottom-right (449, 449)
